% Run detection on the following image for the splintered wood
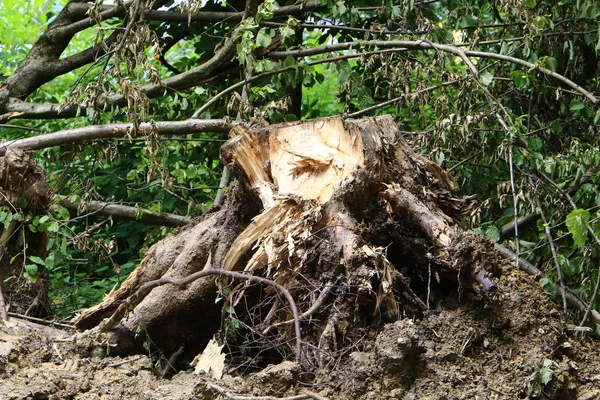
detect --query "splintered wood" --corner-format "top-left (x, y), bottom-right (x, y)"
top-left (225, 119), bottom-right (364, 205)
top-left (268, 119), bottom-right (364, 203)
top-left (221, 119), bottom-right (365, 273)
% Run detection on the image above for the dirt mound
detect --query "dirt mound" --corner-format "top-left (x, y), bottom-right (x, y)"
top-left (2, 263), bottom-right (600, 399)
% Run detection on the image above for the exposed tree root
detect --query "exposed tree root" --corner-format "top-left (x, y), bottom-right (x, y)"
top-left (98, 262), bottom-right (303, 362)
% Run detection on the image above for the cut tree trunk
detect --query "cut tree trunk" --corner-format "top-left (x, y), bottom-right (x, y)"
top-left (74, 115), bottom-right (499, 367)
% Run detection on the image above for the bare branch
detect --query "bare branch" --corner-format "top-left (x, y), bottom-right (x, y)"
top-left (268, 40), bottom-right (598, 104)
top-left (0, 119), bottom-right (230, 156)
top-left (193, 49), bottom-right (404, 117)
top-left (345, 79), bottom-right (463, 118)
top-left (531, 184), bottom-right (567, 312)
top-left (57, 196), bottom-right (192, 227)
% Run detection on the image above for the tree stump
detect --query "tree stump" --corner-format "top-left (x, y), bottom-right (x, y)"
top-left (74, 115), bottom-right (498, 367)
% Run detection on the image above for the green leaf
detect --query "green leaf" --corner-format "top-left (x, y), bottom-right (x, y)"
top-left (458, 16), bottom-right (477, 28)
top-left (539, 359), bottom-right (553, 385)
top-left (24, 264), bottom-right (38, 283)
top-left (566, 209), bottom-right (590, 246)
top-left (539, 277), bottom-right (551, 287)
top-left (484, 225), bottom-right (500, 242)
top-left (256, 27), bottom-right (274, 48)
top-left (29, 256), bottom-right (45, 265)
top-left (480, 71), bottom-right (494, 86)
top-left (47, 221), bottom-right (59, 233)
top-left (510, 70), bottom-right (530, 90)
top-left (544, 57), bottom-right (558, 72)
top-left (569, 99), bottom-right (585, 112)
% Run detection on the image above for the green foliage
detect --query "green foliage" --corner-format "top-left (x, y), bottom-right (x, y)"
top-left (565, 209), bottom-right (590, 247)
top-left (527, 358), bottom-right (554, 397)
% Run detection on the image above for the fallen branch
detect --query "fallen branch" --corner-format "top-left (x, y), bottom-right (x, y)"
top-left (192, 49), bottom-right (404, 117)
top-left (500, 166), bottom-right (596, 239)
top-left (57, 196), bottom-right (191, 227)
top-left (6, 312), bottom-right (74, 329)
top-left (0, 119), bottom-right (230, 156)
top-left (67, 219), bottom-right (110, 246)
top-left (67, 2), bottom-right (320, 24)
top-left (213, 167), bottom-right (231, 207)
top-left (533, 191), bottom-right (567, 312)
top-left (98, 266), bottom-right (303, 362)
top-left (537, 173), bottom-right (600, 326)
top-left (160, 344), bottom-right (185, 378)
top-left (207, 383), bottom-right (327, 400)
top-left (107, 355), bottom-right (144, 368)
top-left (345, 79), bottom-right (462, 118)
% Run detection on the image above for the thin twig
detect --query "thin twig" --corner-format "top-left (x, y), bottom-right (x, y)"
top-left (160, 344), bottom-right (185, 378)
top-left (207, 383), bottom-right (328, 400)
top-left (581, 265), bottom-right (600, 326)
top-left (530, 179), bottom-right (567, 312)
top-left (0, 124), bottom-right (43, 132)
top-left (264, 283), bottom-right (334, 333)
top-left (7, 312), bottom-right (75, 329)
top-left (191, 48), bottom-right (409, 117)
top-left (107, 355), bottom-right (143, 367)
top-left (67, 219), bottom-right (110, 246)
top-left (345, 79), bottom-right (462, 118)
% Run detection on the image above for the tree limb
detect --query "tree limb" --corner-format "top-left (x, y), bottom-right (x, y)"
top-left (268, 40), bottom-right (598, 104)
top-left (57, 196), bottom-right (191, 227)
top-left (0, 119), bottom-right (230, 156)
top-left (500, 166), bottom-right (596, 240)
top-left (66, 1), bottom-right (319, 24)
top-left (193, 49), bottom-right (402, 117)
top-left (0, 1), bottom-right (125, 101)
top-left (0, 284), bottom-right (7, 321)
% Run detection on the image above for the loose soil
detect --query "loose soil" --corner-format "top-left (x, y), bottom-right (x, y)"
top-left (2, 263), bottom-right (600, 400)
